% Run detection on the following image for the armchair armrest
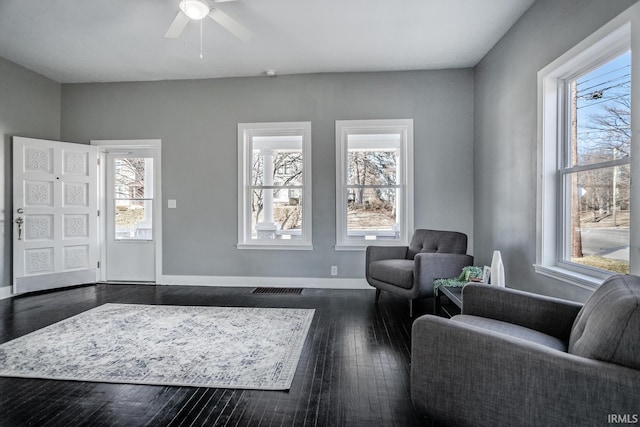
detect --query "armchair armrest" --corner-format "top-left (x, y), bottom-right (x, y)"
top-left (414, 253), bottom-right (474, 297)
top-left (461, 284), bottom-right (583, 341)
top-left (366, 246), bottom-right (408, 263)
top-left (411, 315), bottom-right (640, 426)
top-left (365, 246), bottom-right (409, 283)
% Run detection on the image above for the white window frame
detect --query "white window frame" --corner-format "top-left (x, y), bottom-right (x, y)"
top-left (237, 122), bottom-right (312, 250)
top-left (536, 14), bottom-right (637, 289)
top-left (335, 119), bottom-right (414, 250)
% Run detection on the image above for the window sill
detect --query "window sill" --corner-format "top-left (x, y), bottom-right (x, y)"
top-left (533, 264), bottom-right (608, 290)
top-left (237, 243), bottom-right (313, 251)
top-left (335, 241), bottom-right (408, 251)
top-left (334, 245), bottom-right (367, 251)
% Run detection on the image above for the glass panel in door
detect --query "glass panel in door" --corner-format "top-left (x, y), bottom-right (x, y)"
top-left (113, 157), bottom-right (154, 241)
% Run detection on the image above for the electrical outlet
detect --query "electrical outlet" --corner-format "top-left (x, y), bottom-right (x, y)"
top-left (331, 266), bottom-right (338, 276)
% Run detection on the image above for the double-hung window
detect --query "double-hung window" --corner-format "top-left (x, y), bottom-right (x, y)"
top-left (335, 119), bottom-right (413, 250)
top-left (237, 122), bottom-right (312, 249)
top-left (537, 20), bottom-right (634, 287)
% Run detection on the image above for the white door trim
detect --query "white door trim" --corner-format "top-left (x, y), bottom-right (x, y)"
top-left (91, 139), bottom-right (162, 283)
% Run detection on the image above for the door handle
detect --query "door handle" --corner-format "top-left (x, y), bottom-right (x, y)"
top-left (15, 217), bottom-right (24, 240)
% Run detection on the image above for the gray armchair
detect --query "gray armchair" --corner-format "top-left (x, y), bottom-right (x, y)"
top-left (411, 274), bottom-right (640, 426)
top-left (366, 229), bottom-right (473, 316)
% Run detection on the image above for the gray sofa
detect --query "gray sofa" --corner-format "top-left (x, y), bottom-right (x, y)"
top-left (411, 274), bottom-right (640, 426)
top-left (365, 229), bottom-right (473, 316)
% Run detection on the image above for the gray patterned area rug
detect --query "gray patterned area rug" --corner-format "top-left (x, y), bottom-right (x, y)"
top-left (0, 304), bottom-right (315, 390)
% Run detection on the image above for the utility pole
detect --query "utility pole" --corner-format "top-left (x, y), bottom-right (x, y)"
top-left (612, 148), bottom-right (617, 227)
top-left (571, 81), bottom-right (583, 259)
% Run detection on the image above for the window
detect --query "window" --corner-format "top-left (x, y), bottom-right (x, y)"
top-left (537, 22), bottom-right (634, 287)
top-left (335, 119), bottom-right (413, 250)
top-left (113, 156), bottom-right (154, 241)
top-left (237, 122), bottom-right (312, 249)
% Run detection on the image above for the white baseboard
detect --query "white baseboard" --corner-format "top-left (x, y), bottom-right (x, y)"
top-left (0, 277), bottom-right (370, 300)
top-left (158, 275), bottom-right (370, 290)
top-left (0, 286), bottom-right (13, 300)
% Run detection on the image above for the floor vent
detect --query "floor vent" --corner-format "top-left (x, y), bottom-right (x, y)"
top-left (252, 287), bottom-right (303, 295)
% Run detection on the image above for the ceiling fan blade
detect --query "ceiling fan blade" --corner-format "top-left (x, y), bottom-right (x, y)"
top-left (208, 9), bottom-right (253, 42)
top-left (165, 11), bottom-right (190, 39)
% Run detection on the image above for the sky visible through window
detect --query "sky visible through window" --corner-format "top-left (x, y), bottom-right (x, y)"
top-left (576, 51), bottom-right (631, 162)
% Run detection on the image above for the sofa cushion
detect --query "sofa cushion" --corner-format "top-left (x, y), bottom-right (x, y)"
top-left (369, 259), bottom-right (414, 289)
top-left (569, 274), bottom-right (640, 370)
top-left (452, 315), bottom-right (568, 352)
top-left (407, 229), bottom-right (467, 260)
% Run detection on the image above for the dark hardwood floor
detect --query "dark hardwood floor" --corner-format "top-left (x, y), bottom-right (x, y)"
top-left (0, 284), bottom-right (438, 426)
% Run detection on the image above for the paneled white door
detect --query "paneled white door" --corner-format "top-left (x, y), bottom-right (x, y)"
top-left (12, 137), bottom-right (98, 294)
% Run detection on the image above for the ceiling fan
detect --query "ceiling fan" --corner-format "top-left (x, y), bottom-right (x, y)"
top-left (165, 0), bottom-right (252, 42)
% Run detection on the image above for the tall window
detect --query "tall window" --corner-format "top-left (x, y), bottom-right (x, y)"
top-left (564, 51), bottom-right (631, 274)
top-left (237, 122), bottom-right (312, 249)
top-left (335, 119), bottom-right (413, 250)
top-left (537, 22), bottom-right (634, 287)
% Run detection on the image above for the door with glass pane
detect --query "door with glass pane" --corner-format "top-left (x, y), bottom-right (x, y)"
top-left (105, 150), bottom-right (155, 281)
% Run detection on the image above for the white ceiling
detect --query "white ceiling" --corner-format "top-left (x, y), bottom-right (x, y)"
top-left (0, 0), bottom-right (536, 84)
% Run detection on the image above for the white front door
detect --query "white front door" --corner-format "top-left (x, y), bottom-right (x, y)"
top-left (12, 137), bottom-right (99, 294)
top-left (104, 150), bottom-right (156, 282)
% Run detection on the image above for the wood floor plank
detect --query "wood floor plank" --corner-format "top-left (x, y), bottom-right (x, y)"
top-left (0, 284), bottom-right (434, 426)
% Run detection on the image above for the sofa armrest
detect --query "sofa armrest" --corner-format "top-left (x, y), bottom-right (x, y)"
top-left (462, 284), bottom-right (583, 341)
top-left (413, 253), bottom-right (474, 297)
top-left (411, 315), bottom-right (640, 427)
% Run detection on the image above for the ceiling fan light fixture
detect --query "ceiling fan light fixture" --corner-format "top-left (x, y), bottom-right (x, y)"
top-left (179, 0), bottom-right (210, 20)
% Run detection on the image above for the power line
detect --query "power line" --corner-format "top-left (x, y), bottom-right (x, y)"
top-left (577, 92), bottom-right (630, 109)
top-left (577, 63), bottom-right (630, 86)
top-left (577, 74), bottom-right (630, 95)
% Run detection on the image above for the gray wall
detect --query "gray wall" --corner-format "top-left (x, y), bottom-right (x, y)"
top-left (0, 57), bottom-right (61, 290)
top-left (5, 0), bottom-right (635, 295)
top-left (473, 0), bottom-right (638, 301)
top-left (61, 70), bottom-right (475, 280)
